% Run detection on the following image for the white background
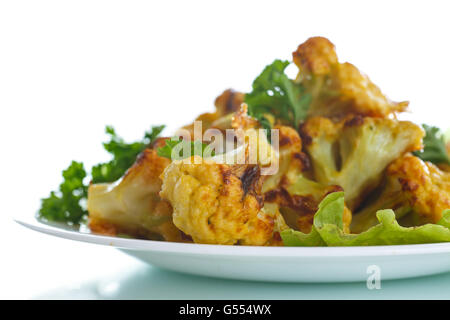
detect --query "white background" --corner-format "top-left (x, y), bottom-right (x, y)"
top-left (0, 0), bottom-right (449, 299)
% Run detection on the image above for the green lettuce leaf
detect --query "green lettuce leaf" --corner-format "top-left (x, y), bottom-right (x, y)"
top-left (280, 227), bottom-right (326, 247)
top-left (281, 192), bottom-right (450, 246)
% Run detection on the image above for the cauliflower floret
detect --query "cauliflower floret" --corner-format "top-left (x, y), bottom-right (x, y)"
top-left (261, 125), bottom-right (306, 192)
top-left (352, 154), bottom-right (450, 233)
top-left (293, 37), bottom-right (408, 119)
top-left (301, 115), bottom-right (424, 210)
top-left (87, 149), bottom-right (183, 242)
top-left (159, 156), bottom-right (281, 245)
top-left (258, 124), bottom-right (352, 233)
top-left (214, 88), bottom-right (245, 118)
top-left (384, 155), bottom-right (450, 223)
top-left (208, 103), bottom-right (278, 169)
top-left (230, 106), bottom-right (311, 191)
top-left (182, 89), bottom-right (244, 137)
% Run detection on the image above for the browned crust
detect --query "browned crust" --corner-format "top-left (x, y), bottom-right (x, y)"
top-left (264, 188), bottom-right (317, 215)
top-left (293, 152), bottom-right (311, 172)
top-left (293, 36), bottom-right (338, 75)
top-left (398, 177), bottom-right (420, 192)
top-left (293, 36), bottom-right (409, 119)
top-left (387, 155), bottom-right (450, 223)
top-left (344, 115), bottom-right (365, 127)
top-left (214, 89), bottom-right (245, 116)
top-left (299, 122), bottom-right (313, 146)
top-left (89, 217), bottom-right (164, 240)
top-left (123, 148), bottom-right (171, 181)
top-left (150, 137), bottom-right (170, 149)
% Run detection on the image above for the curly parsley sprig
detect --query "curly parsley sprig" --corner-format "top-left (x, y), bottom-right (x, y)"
top-left (39, 125), bottom-right (165, 224)
top-left (245, 59), bottom-right (311, 131)
top-left (91, 125), bottom-right (165, 183)
top-left (414, 124), bottom-right (450, 165)
top-left (39, 161), bottom-right (89, 224)
top-left (157, 137), bottom-right (215, 160)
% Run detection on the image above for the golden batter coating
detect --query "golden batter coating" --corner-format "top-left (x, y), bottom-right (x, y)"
top-left (160, 156), bottom-right (280, 245)
top-left (293, 37), bottom-right (408, 119)
top-left (301, 115), bottom-right (424, 210)
top-left (387, 155), bottom-right (450, 224)
top-left (88, 149), bottom-right (183, 242)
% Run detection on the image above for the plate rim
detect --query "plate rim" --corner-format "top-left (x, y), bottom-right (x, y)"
top-left (14, 217), bottom-right (450, 258)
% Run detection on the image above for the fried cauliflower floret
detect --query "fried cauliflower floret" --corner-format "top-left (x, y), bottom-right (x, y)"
top-left (352, 155), bottom-right (450, 232)
top-left (293, 37), bottom-right (408, 119)
top-left (160, 157), bottom-right (279, 245)
top-left (301, 115), bottom-right (424, 210)
top-left (208, 104), bottom-right (277, 169)
top-left (229, 106), bottom-right (307, 190)
top-left (383, 155), bottom-right (450, 223)
top-left (262, 124), bottom-right (339, 202)
top-left (87, 149), bottom-right (183, 242)
top-left (261, 125), bottom-right (306, 192)
top-left (230, 109), bottom-right (302, 189)
top-left (214, 88), bottom-right (245, 118)
top-left (182, 89), bottom-right (244, 137)
top-left (258, 124), bottom-right (351, 233)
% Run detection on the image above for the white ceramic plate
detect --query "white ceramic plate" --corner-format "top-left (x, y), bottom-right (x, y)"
top-left (16, 217), bottom-right (450, 283)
